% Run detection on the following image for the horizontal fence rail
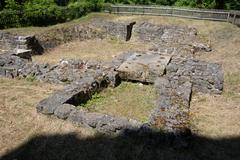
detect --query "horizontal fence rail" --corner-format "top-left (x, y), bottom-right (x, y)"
top-left (108, 5), bottom-right (240, 26)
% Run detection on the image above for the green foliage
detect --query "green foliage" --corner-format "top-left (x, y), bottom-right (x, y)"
top-left (66, 1), bottom-right (92, 20)
top-left (0, 0), bottom-right (239, 29)
top-left (225, 0), bottom-right (240, 10)
top-left (23, 0), bottom-right (66, 26)
top-left (4, 0), bottom-right (22, 10)
top-left (0, 9), bottom-right (21, 28)
top-left (0, 0), bottom-right (104, 28)
top-left (175, 0), bottom-right (240, 10)
top-left (25, 74), bottom-right (37, 82)
top-left (0, 0), bottom-right (22, 28)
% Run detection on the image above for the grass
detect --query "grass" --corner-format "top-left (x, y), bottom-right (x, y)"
top-left (80, 82), bottom-right (158, 122)
top-left (25, 74), bottom-right (37, 82)
top-left (32, 38), bottom-right (150, 64)
top-left (0, 78), bottom-right (96, 155)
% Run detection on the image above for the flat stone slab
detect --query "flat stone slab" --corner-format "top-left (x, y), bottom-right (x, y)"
top-left (12, 49), bottom-right (32, 60)
top-left (116, 53), bottom-right (172, 83)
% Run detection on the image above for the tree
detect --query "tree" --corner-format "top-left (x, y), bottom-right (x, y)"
top-left (0, 0), bottom-right (5, 10)
top-left (55, 0), bottom-right (69, 6)
top-left (216, 0), bottom-right (224, 9)
top-left (225, 0), bottom-right (240, 10)
top-left (4, 0), bottom-right (22, 10)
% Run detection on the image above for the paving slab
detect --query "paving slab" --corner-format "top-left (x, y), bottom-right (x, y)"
top-left (116, 53), bottom-right (172, 83)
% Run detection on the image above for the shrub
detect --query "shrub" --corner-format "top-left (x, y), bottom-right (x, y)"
top-left (0, 9), bottom-right (21, 29)
top-left (22, 0), bottom-right (66, 26)
top-left (66, 1), bottom-right (92, 20)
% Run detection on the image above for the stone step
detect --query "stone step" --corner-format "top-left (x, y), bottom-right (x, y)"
top-left (12, 49), bottom-right (32, 60)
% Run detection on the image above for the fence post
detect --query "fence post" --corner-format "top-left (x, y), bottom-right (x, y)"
top-left (227, 12), bottom-right (230, 22)
top-left (233, 12), bottom-right (236, 25)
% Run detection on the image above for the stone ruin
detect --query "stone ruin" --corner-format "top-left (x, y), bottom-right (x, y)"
top-left (0, 20), bottom-right (224, 146)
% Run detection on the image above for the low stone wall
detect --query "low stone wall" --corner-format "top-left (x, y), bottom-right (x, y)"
top-left (37, 73), bottom-right (141, 135)
top-left (0, 53), bottom-right (120, 86)
top-left (0, 32), bottom-right (44, 55)
top-left (93, 20), bottom-right (211, 55)
top-left (36, 25), bottom-right (105, 50)
top-left (148, 57), bottom-right (223, 136)
top-left (166, 57), bottom-right (224, 94)
top-left (0, 24), bottom-right (106, 55)
top-left (150, 78), bottom-right (192, 133)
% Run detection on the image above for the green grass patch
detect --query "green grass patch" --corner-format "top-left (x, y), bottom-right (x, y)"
top-left (224, 72), bottom-right (240, 99)
top-left (80, 82), bottom-right (158, 122)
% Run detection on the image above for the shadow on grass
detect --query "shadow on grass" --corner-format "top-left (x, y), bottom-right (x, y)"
top-left (0, 129), bottom-right (240, 160)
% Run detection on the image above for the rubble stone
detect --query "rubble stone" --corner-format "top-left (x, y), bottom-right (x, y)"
top-left (68, 109), bottom-right (142, 134)
top-left (54, 104), bottom-right (76, 120)
top-left (166, 57), bottom-right (224, 94)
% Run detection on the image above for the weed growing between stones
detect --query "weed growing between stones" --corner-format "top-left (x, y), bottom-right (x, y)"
top-left (25, 74), bottom-right (37, 82)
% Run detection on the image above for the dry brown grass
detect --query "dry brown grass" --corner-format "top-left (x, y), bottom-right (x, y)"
top-left (33, 38), bottom-right (149, 64)
top-left (0, 78), bottom-right (96, 156)
top-left (189, 25), bottom-right (240, 138)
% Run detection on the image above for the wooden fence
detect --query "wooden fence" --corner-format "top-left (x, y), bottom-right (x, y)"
top-left (108, 5), bottom-right (240, 26)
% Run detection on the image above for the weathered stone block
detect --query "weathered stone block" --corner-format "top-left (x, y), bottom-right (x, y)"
top-left (117, 53), bottom-right (172, 83)
top-left (0, 67), bottom-right (6, 76)
top-left (68, 110), bottom-right (142, 134)
top-left (166, 58), bottom-right (224, 94)
top-left (105, 70), bottom-right (121, 87)
top-left (37, 76), bottom-right (107, 114)
top-left (150, 78), bottom-right (192, 134)
top-left (54, 104), bottom-right (76, 119)
top-left (12, 49), bottom-right (32, 60)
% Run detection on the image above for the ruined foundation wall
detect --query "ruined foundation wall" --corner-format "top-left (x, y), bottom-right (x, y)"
top-left (0, 32), bottom-right (44, 55)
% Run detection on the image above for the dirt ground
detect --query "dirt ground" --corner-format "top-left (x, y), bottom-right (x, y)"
top-left (0, 13), bottom-right (240, 159)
